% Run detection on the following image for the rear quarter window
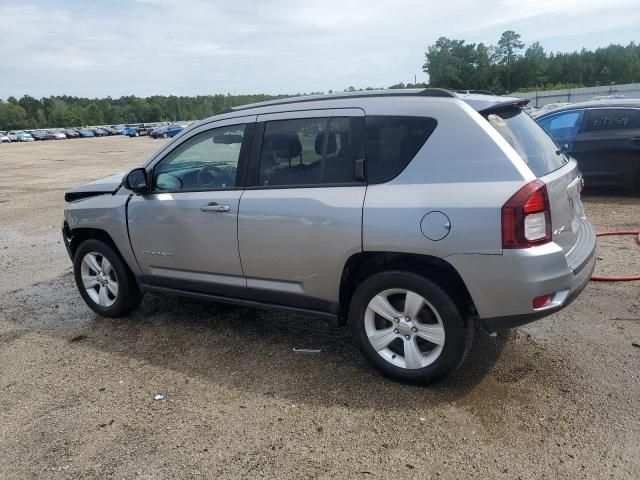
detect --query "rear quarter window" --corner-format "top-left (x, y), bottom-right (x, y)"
top-left (366, 116), bottom-right (437, 184)
top-left (486, 107), bottom-right (567, 178)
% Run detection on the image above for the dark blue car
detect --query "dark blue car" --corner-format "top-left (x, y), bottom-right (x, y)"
top-left (536, 100), bottom-right (640, 192)
top-left (77, 128), bottom-right (95, 138)
top-left (121, 127), bottom-right (140, 137)
top-left (150, 125), bottom-right (183, 139)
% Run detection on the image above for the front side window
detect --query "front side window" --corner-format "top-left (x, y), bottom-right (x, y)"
top-left (583, 108), bottom-right (640, 132)
top-left (365, 116), bottom-right (437, 184)
top-left (153, 124), bottom-right (246, 191)
top-left (538, 110), bottom-right (583, 144)
top-left (258, 117), bottom-right (358, 187)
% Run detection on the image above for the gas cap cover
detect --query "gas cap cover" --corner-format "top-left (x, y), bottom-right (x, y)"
top-left (420, 211), bottom-right (451, 241)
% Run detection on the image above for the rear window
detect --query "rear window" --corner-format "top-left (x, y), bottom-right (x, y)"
top-left (485, 107), bottom-right (567, 177)
top-left (366, 116), bottom-right (437, 184)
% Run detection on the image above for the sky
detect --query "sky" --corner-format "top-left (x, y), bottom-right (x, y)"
top-left (1, 0), bottom-right (638, 99)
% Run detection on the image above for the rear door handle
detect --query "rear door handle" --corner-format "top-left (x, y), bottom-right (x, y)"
top-left (630, 137), bottom-right (640, 145)
top-left (200, 202), bottom-right (230, 212)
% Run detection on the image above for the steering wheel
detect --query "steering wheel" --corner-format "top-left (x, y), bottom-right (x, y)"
top-left (197, 164), bottom-right (234, 188)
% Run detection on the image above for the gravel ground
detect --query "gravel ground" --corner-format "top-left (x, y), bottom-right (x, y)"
top-left (0, 136), bottom-right (639, 479)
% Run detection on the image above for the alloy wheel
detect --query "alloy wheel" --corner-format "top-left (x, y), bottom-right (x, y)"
top-left (364, 288), bottom-right (445, 369)
top-left (80, 251), bottom-right (119, 307)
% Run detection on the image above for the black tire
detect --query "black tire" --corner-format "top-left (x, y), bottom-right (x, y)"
top-left (73, 239), bottom-right (143, 317)
top-left (349, 271), bottom-right (472, 384)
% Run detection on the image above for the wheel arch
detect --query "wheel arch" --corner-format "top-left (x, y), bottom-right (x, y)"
top-left (338, 251), bottom-right (477, 325)
top-left (65, 225), bottom-right (126, 264)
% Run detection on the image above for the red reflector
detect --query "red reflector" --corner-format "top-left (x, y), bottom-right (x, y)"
top-left (532, 294), bottom-right (554, 309)
top-left (523, 190), bottom-right (546, 214)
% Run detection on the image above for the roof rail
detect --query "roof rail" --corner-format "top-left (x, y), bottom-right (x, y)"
top-left (453, 89), bottom-right (496, 96)
top-left (217, 88), bottom-right (456, 114)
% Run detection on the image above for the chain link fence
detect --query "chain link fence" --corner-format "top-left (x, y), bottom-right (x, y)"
top-left (512, 83), bottom-right (640, 107)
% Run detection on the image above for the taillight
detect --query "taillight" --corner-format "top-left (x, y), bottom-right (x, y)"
top-left (502, 180), bottom-right (552, 248)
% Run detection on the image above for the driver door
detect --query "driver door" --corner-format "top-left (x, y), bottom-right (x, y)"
top-left (128, 117), bottom-right (255, 295)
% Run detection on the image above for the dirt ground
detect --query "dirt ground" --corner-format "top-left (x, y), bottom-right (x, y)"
top-left (0, 136), bottom-right (639, 479)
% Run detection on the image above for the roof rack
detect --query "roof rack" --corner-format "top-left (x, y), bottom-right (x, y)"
top-left (218, 88), bottom-right (456, 114)
top-left (453, 89), bottom-right (496, 96)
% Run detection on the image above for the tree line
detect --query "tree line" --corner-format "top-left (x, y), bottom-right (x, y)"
top-left (422, 31), bottom-right (640, 94)
top-left (1, 31), bottom-right (639, 130)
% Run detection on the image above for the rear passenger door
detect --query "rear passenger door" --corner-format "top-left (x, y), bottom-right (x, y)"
top-left (571, 108), bottom-right (640, 187)
top-left (238, 109), bottom-right (366, 312)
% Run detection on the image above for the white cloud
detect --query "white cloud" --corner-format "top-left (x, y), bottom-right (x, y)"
top-left (0, 0), bottom-right (637, 98)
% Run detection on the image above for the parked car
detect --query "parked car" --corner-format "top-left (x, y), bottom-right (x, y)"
top-left (64, 129), bottom-right (80, 139)
top-left (150, 125), bottom-right (183, 138)
top-left (91, 128), bottom-right (109, 137)
top-left (63, 89), bottom-right (595, 384)
top-left (121, 127), bottom-right (140, 137)
top-left (47, 130), bottom-right (67, 140)
top-left (31, 130), bottom-right (56, 140)
top-left (8, 130), bottom-right (34, 142)
top-left (0, 132), bottom-right (10, 143)
top-left (77, 128), bottom-right (95, 138)
top-left (536, 99), bottom-right (640, 191)
top-left (531, 102), bottom-right (572, 118)
top-left (100, 126), bottom-right (119, 135)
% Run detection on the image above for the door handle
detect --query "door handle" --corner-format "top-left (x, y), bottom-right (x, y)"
top-left (200, 202), bottom-right (230, 212)
top-left (630, 137), bottom-right (640, 145)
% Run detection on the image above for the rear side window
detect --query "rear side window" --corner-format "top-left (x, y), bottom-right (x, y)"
top-left (486, 108), bottom-right (566, 178)
top-left (538, 110), bottom-right (583, 144)
top-left (365, 116), bottom-right (437, 184)
top-left (583, 108), bottom-right (640, 132)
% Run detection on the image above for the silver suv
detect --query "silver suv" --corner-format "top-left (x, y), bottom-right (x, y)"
top-left (63, 89), bottom-right (596, 383)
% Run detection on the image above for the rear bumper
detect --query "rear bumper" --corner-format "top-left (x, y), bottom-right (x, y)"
top-left (480, 247), bottom-right (595, 330)
top-left (445, 221), bottom-right (597, 330)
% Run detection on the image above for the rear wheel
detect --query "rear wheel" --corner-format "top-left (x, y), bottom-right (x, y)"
top-left (73, 239), bottom-right (143, 317)
top-left (349, 271), bottom-right (472, 384)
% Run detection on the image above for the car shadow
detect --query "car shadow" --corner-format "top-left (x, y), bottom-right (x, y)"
top-left (81, 291), bottom-right (511, 408)
top-left (3, 275), bottom-right (515, 411)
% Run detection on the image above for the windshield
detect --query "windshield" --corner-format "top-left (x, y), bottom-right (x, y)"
top-left (485, 107), bottom-right (567, 177)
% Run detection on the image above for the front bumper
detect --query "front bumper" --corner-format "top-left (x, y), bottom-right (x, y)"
top-left (62, 222), bottom-right (73, 260)
top-left (446, 221), bottom-right (597, 330)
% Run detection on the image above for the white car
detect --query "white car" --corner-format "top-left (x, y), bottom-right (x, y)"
top-left (48, 130), bottom-right (67, 140)
top-left (531, 102), bottom-right (572, 117)
top-left (7, 130), bottom-right (35, 142)
top-left (0, 132), bottom-right (10, 143)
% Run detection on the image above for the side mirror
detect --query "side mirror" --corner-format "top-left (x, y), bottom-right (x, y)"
top-left (124, 168), bottom-right (149, 193)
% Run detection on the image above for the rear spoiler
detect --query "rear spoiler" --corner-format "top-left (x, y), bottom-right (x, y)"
top-left (479, 98), bottom-right (530, 114)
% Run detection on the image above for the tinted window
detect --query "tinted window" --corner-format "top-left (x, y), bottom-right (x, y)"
top-left (365, 116), bottom-right (437, 184)
top-left (583, 108), bottom-right (640, 132)
top-left (259, 117), bottom-right (357, 186)
top-left (153, 124), bottom-right (246, 191)
top-left (486, 108), bottom-right (566, 177)
top-left (538, 110), bottom-right (583, 143)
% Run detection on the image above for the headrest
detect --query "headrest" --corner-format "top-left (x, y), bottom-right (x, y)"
top-left (314, 131), bottom-right (337, 156)
top-left (264, 133), bottom-right (302, 158)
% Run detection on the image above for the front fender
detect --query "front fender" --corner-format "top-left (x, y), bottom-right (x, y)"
top-left (64, 194), bottom-right (142, 277)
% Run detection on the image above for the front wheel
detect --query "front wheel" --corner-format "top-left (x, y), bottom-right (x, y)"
top-left (349, 271), bottom-right (472, 384)
top-left (73, 239), bottom-right (143, 317)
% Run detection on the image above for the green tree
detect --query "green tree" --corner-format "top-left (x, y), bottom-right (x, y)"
top-left (496, 30), bottom-right (524, 92)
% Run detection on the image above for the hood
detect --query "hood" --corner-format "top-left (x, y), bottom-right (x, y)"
top-left (64, 171), bottom-right (127, 202)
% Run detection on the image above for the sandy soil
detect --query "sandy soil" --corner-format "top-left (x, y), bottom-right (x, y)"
top-left (0, 136), bottom-right (639, 479)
